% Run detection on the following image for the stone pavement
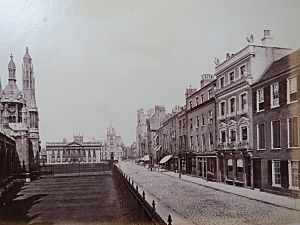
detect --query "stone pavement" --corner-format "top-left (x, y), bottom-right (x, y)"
top-left (119, 161), bottom-right (300, 225)
top-left (161, 168), bottom-right (300, 211)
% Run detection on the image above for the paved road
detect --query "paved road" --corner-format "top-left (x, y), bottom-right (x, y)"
top-left (0, 173), bottom-right (129, 225)
top-left (119, 162), bottom-right (300, 225)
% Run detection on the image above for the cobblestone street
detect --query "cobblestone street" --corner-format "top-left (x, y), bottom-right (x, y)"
top-left (119, 162), bottom-right (300, 225)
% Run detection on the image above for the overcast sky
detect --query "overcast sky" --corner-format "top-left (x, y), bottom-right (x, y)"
top-left (0, 0), bottom-right (300, 146)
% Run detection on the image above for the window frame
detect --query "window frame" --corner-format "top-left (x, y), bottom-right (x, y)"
top-left (272, 160), bottom-right (281, 187)
top-left (239, 92), bottom-right (248, 114)
top-left (287, 76), bottom-right (298, 104)
top-left (208, 110), bottom-right (213, 124)
top-left (220, 129), bottom-right (226, 144)
top-left (287, 117), bottom-right (299, 148)
top-left (271, 120), bottom-right (281, 149)
top-left (288, 161), bottom-right (300, 190)
top-left (219, 76), bottom-right (225, 89)
top-left (228, 96), bottom-right (236, 116)
top-left (219, 100), bottom-right (226, 118)
top-left (256, 88), bottom-right (264, 112)
top-left (240, 125), bottom-right (248, 141)
top-left (257, 123), bottom-right (266, 150)
top-left (239, 64), bottom-right (247, 78)
top-left (270, 82), bottom-right (279, 108)
top-left (228, 70), bottom-right (235, 83)
top-left (229, 128), bottom-right (237, 143)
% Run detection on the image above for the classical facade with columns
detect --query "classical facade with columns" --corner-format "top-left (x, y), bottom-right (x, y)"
top-left (0, 47), bottom-right (40, 171)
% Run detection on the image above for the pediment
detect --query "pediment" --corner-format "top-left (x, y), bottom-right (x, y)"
top-left (66, 142), bottom-right (82, 147)
top-left (228, 120), bottom-right (237, 127)
top-left (218, 122), bottom-right (227, 129)
top-left (238, 117), bottom-right (249, 125)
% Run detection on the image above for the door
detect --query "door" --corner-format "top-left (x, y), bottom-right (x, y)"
top-left (253, 159), bottom-right (262, 189)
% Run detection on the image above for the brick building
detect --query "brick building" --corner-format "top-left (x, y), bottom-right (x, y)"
top-left (215, 31), bottom-right (290, 187)
top-left (252, 49), bottom-right (300, 196)
top-left (185, 74), bottom-right (217, 179)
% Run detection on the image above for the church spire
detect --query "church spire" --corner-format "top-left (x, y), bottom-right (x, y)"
top-left (8, 54), bottom-right (16, 81)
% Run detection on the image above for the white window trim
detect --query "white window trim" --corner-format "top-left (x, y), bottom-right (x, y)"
top-left (200, 93), bottom-right (204, 104)
top-left (189, 100), bottom-right (193, 109)
top-left (287, 76), bottom-right (298, 104)
top-left (219, 100), bottom-right (227, 119)
top-left (271, 120), bottom-right (281, 150)
top-left (219, 76), bottom-right (225, 89)
top-left (239, 64), bottom-right (247, 78)
top-left (272, 160), bottom-right (282, 188)
top-left (228, 96), bottom-right (236, 116)
top-left (239, 91), bottom-right (248, 114)
top-left (228, 70), bottom-right (235, 83)
top-left (219, 129), bottom-right (227, 144)
top-left (208, 89), bottom-right (212, 100)
top-left (201, 114), bottom-right (205, 127)
top-left (288, 160), bottom-right (300, 190)
top-left (256, 88), bottom-right (264, 112)
top-left (257, 124), bottom-right (265, 150)
top-left (239, 125), bottom-right (248, 142)
top-left (287, 117), bottom-right (300, 148)
top-left (229, 127), bottom-right (237, 143)
top-left (208, 110), bottom-right (213, 125)
top-left (270, 82), bottom-right (280, 108)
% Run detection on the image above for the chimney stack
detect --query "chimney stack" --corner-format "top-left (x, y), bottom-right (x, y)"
top-left (261, 29), bottom-right (273, 46)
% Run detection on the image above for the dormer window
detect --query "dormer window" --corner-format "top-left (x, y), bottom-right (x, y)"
top-left (196, 97), bottom-right (199, 106)
top-left (240, 65), bottom-right (246, 77)
top-left (200, 94), bottom-right (204, 103)
top-left (229, 71), bottom-right (235, 83)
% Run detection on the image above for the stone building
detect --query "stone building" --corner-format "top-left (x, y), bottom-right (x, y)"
top-left (136, 108), bottom-right (154, 157)
top-left (0, 48), bottom-right (40, 171)
top-left (146, 105), bottom-right (166, 165)
top-left (46, 124), bottom-right (124, 164)
top-left (215, 30), bottom-right (291, 187)
top-left (185, 74), bottom-right (217, 179)
top-left (252, 49), bottom-right (300, 196)
top-left (156, 106), bottom-right (181, 170)
top-left (106, 123), bottom-right (124, 161)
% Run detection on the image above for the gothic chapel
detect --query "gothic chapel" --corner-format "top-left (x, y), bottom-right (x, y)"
top-left (0, 47), bottom-right (40, 171)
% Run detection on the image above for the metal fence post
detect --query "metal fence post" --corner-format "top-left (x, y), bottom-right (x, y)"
top-left (167, 214), bottom-right (172, 225)
top-left (152, 200), bottom-right (156, 211)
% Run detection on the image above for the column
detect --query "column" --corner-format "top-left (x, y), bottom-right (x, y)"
top-left (216, 156), bottom-right (220, 182)
top-left (243, 157), bottom-right (246, 187)
top-left (223, 156), bottom-right (226, 183)
top-left (233, 156), bottom-right (236, 186)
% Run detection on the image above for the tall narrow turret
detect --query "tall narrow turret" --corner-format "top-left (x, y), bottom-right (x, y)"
top-left (22, 47), bottom-right (35, 103)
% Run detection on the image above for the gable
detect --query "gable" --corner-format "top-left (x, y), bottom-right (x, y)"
top-left (66, 142), bottom-right (82, 147)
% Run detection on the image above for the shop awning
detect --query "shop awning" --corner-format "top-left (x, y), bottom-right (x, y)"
top-left (155, 145), bottom-right (162, 152)
top-left (141, 154), bottom-right (150, 161)
top-left (159, 155), bottom-right (173, 164)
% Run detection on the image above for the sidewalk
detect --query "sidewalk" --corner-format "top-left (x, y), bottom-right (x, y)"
top-left (117, 164), bottom-right (192, 225)
top-left (158, 168), bottom-right (300, 211)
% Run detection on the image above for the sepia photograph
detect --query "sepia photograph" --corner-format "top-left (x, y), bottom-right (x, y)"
top-left (0, 0), bottom-right (300, 224)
